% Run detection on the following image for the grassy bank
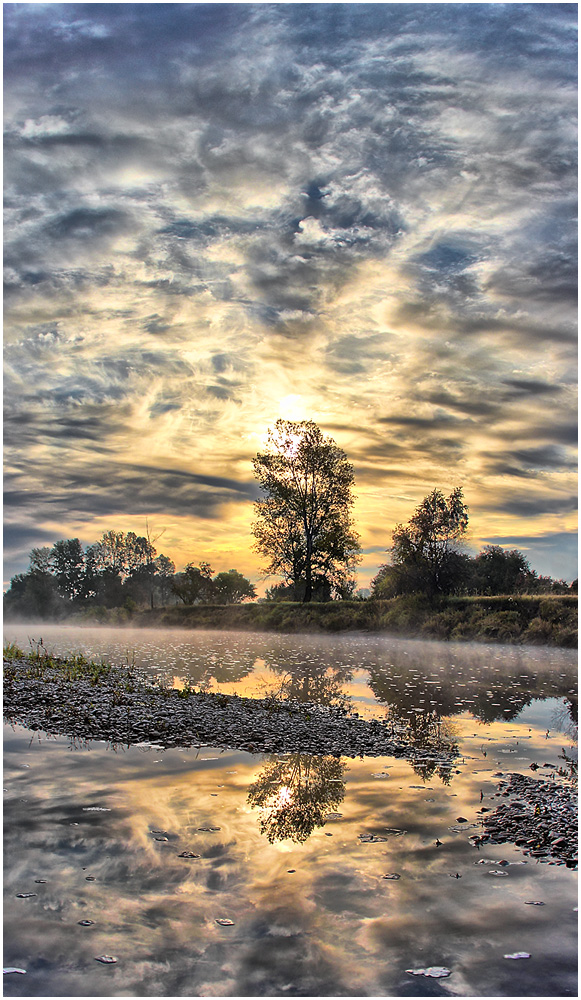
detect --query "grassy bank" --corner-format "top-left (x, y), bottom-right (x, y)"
top-left (37, 593), bottom-right (578, 647)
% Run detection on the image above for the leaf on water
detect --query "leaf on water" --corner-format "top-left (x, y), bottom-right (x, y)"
top-left (504, 952), bottom-right (531, 960)
top-left (287, 869), bottom-right (296, 873)
top-left (382, 873), bottom-right (401, 880)
top-left (198, 827), bottom-right (220, 832)
top-left (82, 807), bottom-right (111, 812)
top-left (371, 773), bottom-right (390, 779)
top-left (359, 834), bottom-right (388, 843)
top-left (150, 829), bottom-right (166, 835)
top-left (489, 871), bottom-right (508, 877)
top-left (524, 901), bottom-right (545, 906)
top-left (78, 919), bottom-right (95, 926)
top-left (177, 851), bottom-right (201, 859)
top-left (85, 876), bottom-right (96, 881)
top-left (154, 836), bottom-right (169, 842)
top-left (3, 968), bottom-right (26, 975)
top-left (406, 966), bottom-right (451, 978)
top-left (34, 879), bottom-right (47, 883)
top-left (15, 893), bottom-right (36, 898)
top-left (95, 955), bottom-right (117, 964)
top-left (216, 918), bottom-right (235, 926)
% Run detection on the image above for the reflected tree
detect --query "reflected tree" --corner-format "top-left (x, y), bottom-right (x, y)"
top-left (263, 652), bottom-right (353, 710)
top-left (248, 754), bottom-right (346, 843)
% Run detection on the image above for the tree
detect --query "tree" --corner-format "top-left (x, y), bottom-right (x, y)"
top-left (153, 554), bottom-right (176, 604)
top-left (212, 569), bottom-right (256, 604)
top-left (470, 545), bottom-right (532, 595)
top-left (50, 538), bottom-right (85, 602)
top-left (374, 487), bottom-right (469, 599)
top-left (172, 562), bottom-right (214, 605)
top-left (252, 419), bottom-right (360, 603)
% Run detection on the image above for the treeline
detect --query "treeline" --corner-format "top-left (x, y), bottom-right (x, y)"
top-left (370, 488), bottom-right (575, 600)
top-left (3, 531), bottom-right (255, 620)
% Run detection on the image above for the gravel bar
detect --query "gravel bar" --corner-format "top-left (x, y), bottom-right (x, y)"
top-left (3, 656), bottom-right (458, 762)
top-left (474, 771), bottom-right (578, 867)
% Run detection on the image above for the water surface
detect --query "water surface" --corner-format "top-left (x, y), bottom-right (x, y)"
top-left (3, 626), bottom-right (577, 996)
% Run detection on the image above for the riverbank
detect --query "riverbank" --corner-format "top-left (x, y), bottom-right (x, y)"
top-left (18, 594), bottom-right (576, 646)
top-left (3, 650), bottom-right (457, 762)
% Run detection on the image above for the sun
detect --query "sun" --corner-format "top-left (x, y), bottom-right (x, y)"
top-left (278, 394), bottom-right (307, 420)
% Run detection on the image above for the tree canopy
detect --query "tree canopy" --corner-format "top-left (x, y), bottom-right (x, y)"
top-left (373, 487), bottom-right (469, 598)
top-left (252, 419), bottom-right (360, 602)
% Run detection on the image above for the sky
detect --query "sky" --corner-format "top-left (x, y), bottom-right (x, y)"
top-left (3, 2), bottom-right (578, 591)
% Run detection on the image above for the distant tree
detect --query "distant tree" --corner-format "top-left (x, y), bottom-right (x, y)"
top-left (373, 487), bottom-right (469, 599)
top-left (172, 562), bottom-right (214, 605)
top-left (29, 547), bottom-right (53, 574)
top-left (97, 530), bottom-right (127, 576)
top-left (125, 532), bottom-right (155, 575)
top-left (212, 569), bottom-right (256, 604)
top-left (153, 554), bottom-right (176, 604)
top-left (252, 419), bottom-right (360, 603)
top-left (50, 538), bottom-right (85, 602)
top-left (470, 545), bottom-right (532, 595)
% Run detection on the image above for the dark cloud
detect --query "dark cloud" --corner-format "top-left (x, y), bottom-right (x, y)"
top-left (491, 494), bottom-right (577, 518)
top-left (502, 379), bottom-right (563, 397)
top-left (4, 462), bottom-right (259, 531)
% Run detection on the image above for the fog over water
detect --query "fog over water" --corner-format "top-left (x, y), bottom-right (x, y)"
top-left (3, 626), bottom-right (577, 997)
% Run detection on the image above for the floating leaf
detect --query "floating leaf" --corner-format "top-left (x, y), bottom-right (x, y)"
top-left (524, 901), bottom-right (545, 906)
top-left (504, 952), bottom-right (531, 960)
top-left (489, 871), bottom-right (508, 877)
top-left (382, 873), bottom-right (401, 880)
top-left (34, 879), bottom-right (47, 884)
top-left (154, 836), bottom-right (169, 842)
top-left (95, 955), bottom-right (117, 964)
top-left (82, 807), bottom-right (111, 812)
top-left (359, 834), bottom-right (388, 844)
top-left (287, 869), bottom-right (296, 873)
top-left (78, 919), bottom-right (95, 926)
top-left (15, 893), bottom-right (36, 898)
top-left (177, 851), bottom-right (201, 859)
top-left (216, 918), bottom-right (235, 926)
top-left (198, 827), bottom-right (220, 832)
top-left (406, 966), bottom-right (451, 978)
top-left (85, 876), bottom-right (96, 881)
top-left (3, 968), bottom-right (26, 975)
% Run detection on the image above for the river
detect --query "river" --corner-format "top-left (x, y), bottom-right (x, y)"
top-left (3, 624), bottom-right (578, 997)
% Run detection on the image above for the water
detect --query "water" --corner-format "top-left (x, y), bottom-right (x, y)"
top-left (3, 625), bottom-right (578, 997)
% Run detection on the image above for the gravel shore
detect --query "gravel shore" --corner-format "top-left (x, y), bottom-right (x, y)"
top-left (3, 656), bottom-right (457, 763)
top-left (476, 771), bottom-right (578, 867)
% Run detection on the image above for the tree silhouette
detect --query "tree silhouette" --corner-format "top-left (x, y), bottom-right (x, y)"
top-left (252, 420), bottom-right (360, 602)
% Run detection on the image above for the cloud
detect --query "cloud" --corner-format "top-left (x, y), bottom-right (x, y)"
top-left (3, 3), bottom-right (577, 585)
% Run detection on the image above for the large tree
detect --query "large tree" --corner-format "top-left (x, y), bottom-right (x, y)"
top-left (252, 419), bottom-right (360, 603)
top-left (373, 487), bottom-right (469, 599)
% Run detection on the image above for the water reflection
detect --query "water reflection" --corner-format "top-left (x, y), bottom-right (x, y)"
top-left (366, 647), bottom-right (578, 729)
top-left (261, 652), bottom-right (353, 709)
top-left (247, 754), bottom-right (346, 843)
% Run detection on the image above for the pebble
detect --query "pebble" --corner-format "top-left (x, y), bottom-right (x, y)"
top-left (481, 773), bottom-right (577, 867)
top-left (3, 657), bottom-right (463, 762)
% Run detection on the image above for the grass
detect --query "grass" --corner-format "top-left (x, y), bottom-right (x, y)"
top-left (6, 593), bottom-right (577, 647)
